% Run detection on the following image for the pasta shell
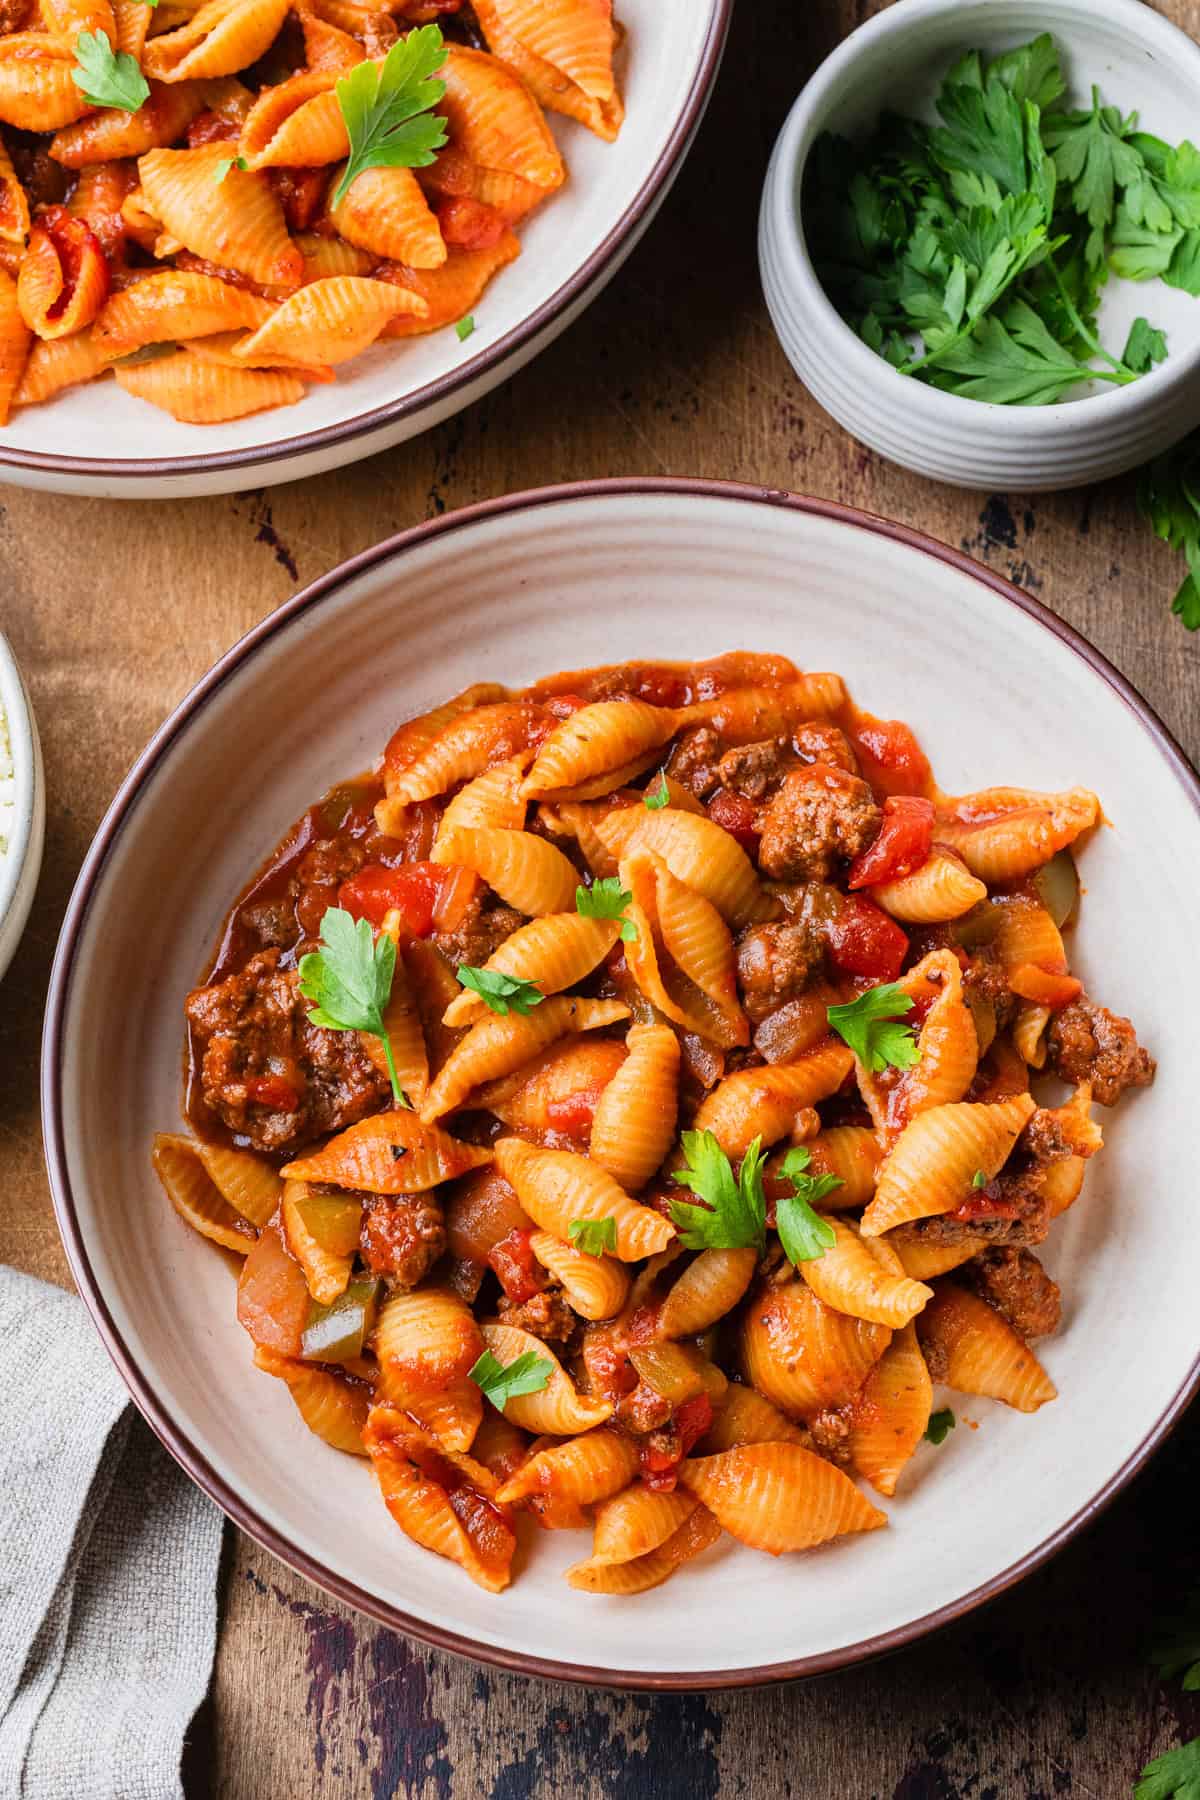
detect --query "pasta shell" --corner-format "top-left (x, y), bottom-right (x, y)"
top-left (536, 799), bottom-right (618, 879)
top-left (420, 995), bottom-right (627, 1122)
top-left (192, 1139), bottom-right (282, 1225)
top-left (680, 1443), bottom-right (886, 1554)
top-left (0, 138), bottom-right (29, 248)
top-left (374, 1367), bottom-right (483, 1454)
top-left (470, 1406), bottom-right (531, 1484)
top-left (379, 232), bottom-right (521, 336)
top-left (587, 1483), bottom-right (697, 1565)
top-left (495, 1426), bottom-right (638, 1514)
top-left (232, 273), bottom-right (425, 365)
top-left (239, 69), bottom-right (346, 168)
top-left (481, 1321), bottom-right (613, 1433)
top-left (142, 0), bottom-right (290, 81)
top-left (281, 1179), bottom-right (355, 1305)
top-left (495, 1135), bottom-right (675, 1262)
top-left (253, 1344), bottom-right (370, 1454)
top-left (115, 350), bottom-right (308, 420)
top-left (522, 699), bottom-right (686, 801)
top-left (594, 807), bottom-right (778, 928)
top-left (363, 1406), bottom-right (515, 1592)
top-left (298, 8), bottom-right (364, 71)
top-left (384, 699), bottom-right (539, 805)
top-left (589, 1021), bottom-right (679, 1192)
top-left (1013, 1000), bottom-right (1052, 1068)
top-left (0, 269), bottom-right (30, 425)
top-left (443, 912), bottom-right (615, 1027)
top-left (92, 270), bottom-right (274, 357)
top-left (431, 752), bottom-right (530, 865)
top-left (693, 1042), bottom-right (853, 1157)
top-left (858, 950), bottom-right (978, 1143)
top-left (17, 211), bottom-right (109, 339)
top-left (478, 1036), bottom-right (625, 1134)
top-left (887, 1230), bottom-right (987, 1281)
top-left (282, 1108), bottom-right (491, 1192)
top-left (42, 0), bottom-right (115, 37)
top-left (792, 1126), bottom-right (880, 1208)
top-left (382, 683), bottom-right (510, 790)
top-left (860, 1093), bottom-right (1037, 1237)
top-left (152, 1131), bottom-right (256, 1253)
top-left (374, 1287), bottom-right (484, 1394)
top-left (292, 230), bottom-right (373, 281)
top-left (799, 1217), bottom-right (933, 1328)
top-left (113, 0), bottom-right (151, 55)
top-left (528, 1230), bottom-right (630, 1321)
top-left (358, 944), bottom-right (430, 1105)
top-left (871, 847), bottom-right (987, 924)
top-left (434, 825), bottom-right (579, 917)
top-left (439, 44), bottom-right (565, 194)
top-left (700, 1384), bottom-right (810, 1453)
top-left (656, 1247), bottom-right (757, 1339)
top-left (845, 1321), bottom-right (932, 1496)
top-left (327, 162), bottom-right (446, 267)
top-left (916, 1283), bottom-right (1057, 1412)
top-left (13, 329), bottom-right (106, 406)
top-left (933, 788), bottom-right (1100, 882)
top-left (741, 1276), bottom-right (891, 1419)
top-left (139, 143), bottom-right (303, 286)
top-left (619, 850), bottom-right (747, 1049)
top-left (473, 0), bottom-right (622, 141)
top-left (49, 80), bottom-right (207, 166)
top-left (687, 675), bottom-right (847, 739)
top-left (0, 36), bottom-right (89, 132)
top-left (566, 1504), bottom-right (720, 1594)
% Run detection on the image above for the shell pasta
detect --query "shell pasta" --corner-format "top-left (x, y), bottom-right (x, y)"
top-left (158, 650), bottom-right (1153, 1598)
top-left (0, 2), bottom-right (625, 426)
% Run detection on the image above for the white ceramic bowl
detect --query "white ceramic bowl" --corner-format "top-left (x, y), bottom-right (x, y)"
top-left (43, 480), bottom-right (1200, 1687)
top-left (0, 631), bottom-right (44, 984)
top-left (760, 0), bottom-right (1200, 491)
top-left (0, 3), bottom-right (729, 501)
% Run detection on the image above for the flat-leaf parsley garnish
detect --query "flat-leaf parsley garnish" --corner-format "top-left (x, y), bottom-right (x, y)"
top-left (576, 877), bottom-right (638, 942)
top-left (72, 29), bottom-right (149, 111)
top-left (925, 1408), bottom-right (957, 1446)
top-left (455, 314), bottom-right (475, 342)
top-left (298, 906), bottom-right (409, 1107)
top-left (568, 1216), bottom-right (617, 1256)
top-left (643, 773), bottom-right (670, 810)
top-left (774, 1145), bottom-right (841, 1266)
top-left (333, 24), bottom-right (448, 208)
top-left (468, 1348), bottom-right (552, 1410)
top-left (670, 1130), bottom-right (768, 1253)
top-left (827, 983), bottom-right (920, 1071)
top-left (455, 965), bottom-right (543, 1017)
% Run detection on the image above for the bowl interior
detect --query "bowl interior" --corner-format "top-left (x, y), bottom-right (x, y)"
top-left (0, 633), bottom-right (39, 955)
top-left (795, 0), bottom-right (1200, 403)
top-left (0, 0), bottom-right (719, 470)
top-left (50, 486), bottom-right (1200, 1682)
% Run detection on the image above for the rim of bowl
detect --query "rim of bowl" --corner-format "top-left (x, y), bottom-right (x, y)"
top-left (768, 0), bottom-right (1200, 435)
top-left (0, 6), bottom-right (732, 484)
top-left (41, 476), bottom-right (1200, 1690)
top-left (0, 630), bottom-right (39, 942)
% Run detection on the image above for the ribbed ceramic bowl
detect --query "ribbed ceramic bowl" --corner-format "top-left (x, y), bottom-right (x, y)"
top-left (760, 0), bottom-right (1200, 491)
top-left (0, 1), bottom-right (729, 500)
top-left (43, 480), bottom-right (1200, 1687)
top-left (0, 631), bottom-right (44, 984)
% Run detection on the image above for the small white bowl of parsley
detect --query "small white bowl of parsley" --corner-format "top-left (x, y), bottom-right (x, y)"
top-left (759, 0), bottom-right (1200, 493)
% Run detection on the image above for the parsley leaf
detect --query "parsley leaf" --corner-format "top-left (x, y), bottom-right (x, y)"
top-left (670, 1131), bottom-right (767, 1253)
top-left (827, 983), bottom-right (920, 1072)
top-left (333, 24), bottom-right (448, 209)
top-left (455, 965), bottom-right (543, 1017)
top-left (1138, 434), bottom-right (1200, 629)
top-left (972, 1169), bottom-right (988, 1189)
top-left (925, 1407), bottom-right (956, 1445)
top-left (643, 773), bottom-right (670, 810)
top-left (774, 1146), bottom-right (840, 1266)
top-left (568, 1216), bottom-right (617, 1256)
top-left (71, 29), bottom-right (149, 111)
top-left (455, 314), bottom-right (474, 342)
top-left (298, 906), bottom-right (409, 1106)
top-left (468, 1348), bottom-right (552, 1411)
top-left (1150, 1592), bottom-right (1200, 1691)
top-left (213, 155), bottom-right (248, 184)
top-left (1043, 88), bottom-right (1145, 263)
top-left (576, 877), bottom-right (638, 942)
top-left (1135, 1740), bottom-right (1200, 1800)
top-left (1122, 316), bottom-right (1168, 374)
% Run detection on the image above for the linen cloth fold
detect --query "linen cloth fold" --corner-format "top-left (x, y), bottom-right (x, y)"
top-left (0, 1267), bottom-right (224, 1800)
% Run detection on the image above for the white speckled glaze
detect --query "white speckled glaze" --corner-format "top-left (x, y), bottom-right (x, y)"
top-left (43, 483), bottom-right (1200, 1685)
top-left (0, 0), bottom-right (729, 499)
top-left (0, 632), bottom-right (44, 984)
top-left (760, 0), bottom-right (1200, 491)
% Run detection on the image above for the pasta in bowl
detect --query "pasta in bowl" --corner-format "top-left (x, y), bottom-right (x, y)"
top-left (43, 481), bottom-right (1200, 1683)
top-left (156, 650), bottom-right (1153, 1598)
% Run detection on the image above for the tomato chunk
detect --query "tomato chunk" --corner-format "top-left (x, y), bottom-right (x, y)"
top-left (244, 1074), bottom-right (301, 1111)
top-left (847, 795), bottom-right (935, 889)
top-left (706, 789), bottom-right (760, 851)
top-left (826, 894), bottom-right (909, 982)
top-left (487, 1227), bottom-right (546, 1305)
top-left (638, 1392), bottom-right (714, 1492)
top-left (847, 711), bottom-right (932, 798)
top-left (338, 861), bottom-right (446, 934)
top-left (435, 194), bottom-right (507, 250)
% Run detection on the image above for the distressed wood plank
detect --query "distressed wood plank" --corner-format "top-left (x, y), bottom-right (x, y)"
top-left (2, 0), bottom-right (1199, 1794)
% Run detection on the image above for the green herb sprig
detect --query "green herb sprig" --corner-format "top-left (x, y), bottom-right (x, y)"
top-left (298, 906), bottom-right (408, 1107)
top-left (333, 25), bottom-right (448, 208)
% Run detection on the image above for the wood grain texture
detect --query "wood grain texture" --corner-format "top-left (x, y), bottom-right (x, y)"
top-left (3, 0), bottom-right (1200, 1792)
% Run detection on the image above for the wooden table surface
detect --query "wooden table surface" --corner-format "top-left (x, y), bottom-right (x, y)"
top-left (5, 0), bottom-right (1200, 1792)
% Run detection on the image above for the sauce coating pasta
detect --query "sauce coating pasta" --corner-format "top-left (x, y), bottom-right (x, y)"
top-left (157, 650), bottom-right (1154, 1594)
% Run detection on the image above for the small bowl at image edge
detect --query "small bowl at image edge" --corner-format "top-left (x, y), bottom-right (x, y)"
top-left (759, 0), bottom-right (1200, 491)
top-left (0, 631), bottom-right (44, 983)
top-left (41, 478), bottom-right (1200, 1688)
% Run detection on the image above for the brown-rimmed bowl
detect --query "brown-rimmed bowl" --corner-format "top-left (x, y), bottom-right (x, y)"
top-left (42, 478), bottom-right (1200, 1687)
top-left (0, 5), bottom-right (730, 501)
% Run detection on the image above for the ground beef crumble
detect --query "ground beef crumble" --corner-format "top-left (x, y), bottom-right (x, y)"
top-left (433, 895), bottom-right (524, 970)
top-left (1046, 998), bottom-right (1155, 1105)
top-left (185, 948), bottom-right (389, 1153)
top-left (757, 766), bottom-right (882, 882)
top-left (735, 919), bottom-right (823, 1023)
top-left (965, 1247), bottom-right (1061, 1340)
top-left (359, 1192), bottom-right (445, 1288)
top-left (496, 1288), bottom-right (576, 1343)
